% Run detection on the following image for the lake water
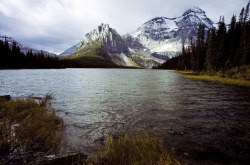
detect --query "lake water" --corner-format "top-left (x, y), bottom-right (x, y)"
top-left (0, 69), bottom-right (249, 155)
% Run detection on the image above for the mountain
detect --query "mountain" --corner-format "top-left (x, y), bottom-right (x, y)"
top-left (61, 7), bottom-right (213, 68)
top-left (62, 23), bottom-right (158, 68)
top-left (0, 35), bottom-right (57, 57)
top-left (123, 7), bottom-right (214, 60)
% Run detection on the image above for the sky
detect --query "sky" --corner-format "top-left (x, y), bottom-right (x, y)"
top-left (0, 0), bottom-right (249, 54)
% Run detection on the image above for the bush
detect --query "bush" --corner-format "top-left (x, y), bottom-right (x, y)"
top-left (96, 133), bottom-right (180, 165)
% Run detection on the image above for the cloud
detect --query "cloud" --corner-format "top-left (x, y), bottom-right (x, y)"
top-left (0, 0), bottom-right (249, 54)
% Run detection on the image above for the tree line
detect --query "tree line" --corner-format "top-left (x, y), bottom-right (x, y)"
top-left (158, 3), bottom-right (250, 73)
top-left (0, 38), bottom-right (82, 69)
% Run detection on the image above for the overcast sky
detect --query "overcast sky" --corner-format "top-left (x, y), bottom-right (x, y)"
top-left (0, 0), bottom-right (249, 54)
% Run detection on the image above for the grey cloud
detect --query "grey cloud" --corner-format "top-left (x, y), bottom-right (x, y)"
top-left (0, 0), bottom-right (249, 54)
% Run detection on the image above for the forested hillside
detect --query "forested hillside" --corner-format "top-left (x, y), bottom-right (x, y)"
top-left (0, 38), bottom-right (81, 69)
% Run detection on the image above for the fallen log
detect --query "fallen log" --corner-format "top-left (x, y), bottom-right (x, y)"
top-left (37, 153), bottom-right (88, 165)
top-left (0, 95), bottom-right (10, 101)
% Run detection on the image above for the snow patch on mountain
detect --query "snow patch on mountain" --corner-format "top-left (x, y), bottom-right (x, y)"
top-left (119, 53), bottom-right (135, 66)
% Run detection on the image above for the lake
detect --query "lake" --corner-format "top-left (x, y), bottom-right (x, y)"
top-left (0, 69), bottom-right (249, 158)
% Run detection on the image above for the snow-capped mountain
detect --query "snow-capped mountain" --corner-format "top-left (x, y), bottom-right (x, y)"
top-left (0, 35), bottom-right (57, 57)
top-left (123, 7), bottom-right (214, 60)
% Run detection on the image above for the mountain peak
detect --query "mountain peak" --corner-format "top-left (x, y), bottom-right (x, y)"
top-left (180, 7), bottom-right (213, 29)
top-left (75, 23), bottom-right (129, 55)
top-left (98, 23), bottom-right (110, 32)
top-left (183, 7), bottom-right (205, 16)
top-left (99, 23), bottom-right (109, 28)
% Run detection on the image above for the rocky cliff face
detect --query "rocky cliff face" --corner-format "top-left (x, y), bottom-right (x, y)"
top-left (75, 24), bottom-right (129, 55)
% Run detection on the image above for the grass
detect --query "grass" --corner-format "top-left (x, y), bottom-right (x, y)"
top-left (96, 133), bottom-right (180, 165)
top-left (0, 95), bottom-right (64, 158)
top-left (184, 75), bottom-right (250, 87)
top-left (170, 70), bottom-right (194, 74)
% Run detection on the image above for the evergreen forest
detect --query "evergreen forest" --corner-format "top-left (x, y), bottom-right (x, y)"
top-left (0, 39), bottom-right (82, 69)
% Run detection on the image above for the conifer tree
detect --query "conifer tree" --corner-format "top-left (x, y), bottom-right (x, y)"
top-left (228, 15), bottom-right (237, 66)
top-left (190, 37), bottom-right (196, 70)
top-left (205, 28), bottom-right (216, 71)
top-left (216, 17), bottom-right (227, 71)
top-left (241, 2), bottom-right (250, 65)
top-left (196, 24), bottom-right (206, 71)
top-left (239, 7), bottom-right (245, 24)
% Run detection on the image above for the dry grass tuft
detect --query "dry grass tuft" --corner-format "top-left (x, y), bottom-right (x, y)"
top-left (0, 95), bottom-right (64, 157)
top-left (96, 133), bottom-right (180, 165)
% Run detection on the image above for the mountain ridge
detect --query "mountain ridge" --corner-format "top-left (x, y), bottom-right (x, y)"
top-left (60, 7), bottom-right (214, 68)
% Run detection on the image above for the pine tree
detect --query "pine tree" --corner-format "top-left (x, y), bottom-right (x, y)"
top-left (243, 2), bottom-right (249, 25)
top-left (239, 7), bottom-right (245, 24)
top-left (216, 16), bottom-right (227, 72)
top-left (205, 28), bottom-right (216, 71)
top-left (241, 2), bottom-right (250, 65)
top-left (186, 46), bottom-right (191, 70)
top-left (196, 24), bottom-right (206, 71)
top-left (0, 39), bottom-right (4, 68)
top-left (246, 19), bottom-right (250, 64)
top-left (228, 15), bottom-right (237, 66)
top-left (190, 37), bottom-right (197, 70)
top-left (180, 45), bottom-right (186, 70)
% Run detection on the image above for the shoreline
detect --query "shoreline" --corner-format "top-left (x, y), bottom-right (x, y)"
top-left (184, 75), bottom-right (250, 87)
top-left (171, 70), bottom-right (250, 87)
